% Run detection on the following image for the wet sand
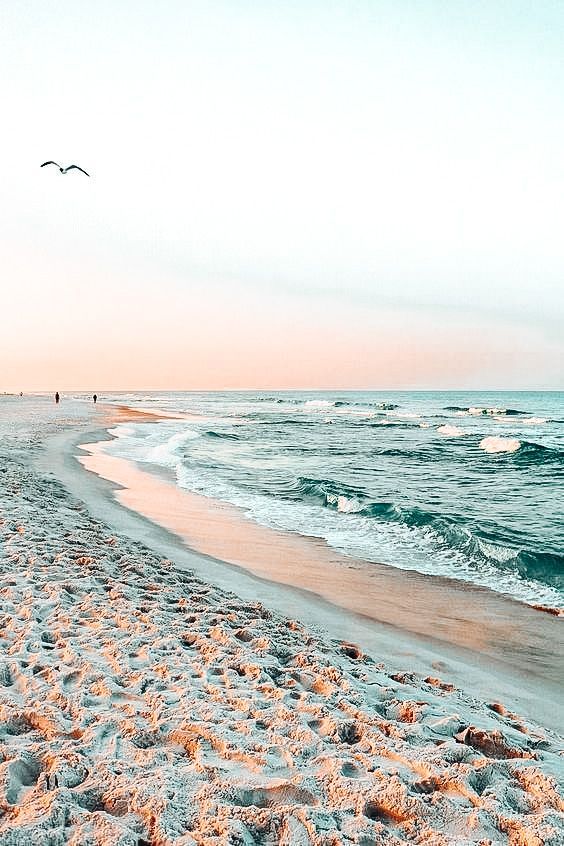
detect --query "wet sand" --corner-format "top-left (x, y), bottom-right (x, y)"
top-left (75, 408), bottom-right (563, 713)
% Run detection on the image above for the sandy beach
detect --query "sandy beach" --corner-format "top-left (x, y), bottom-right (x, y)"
top-left (0, 398), bottom-right (562, 845)
top-left (5, 0), bottom-right (564, 842)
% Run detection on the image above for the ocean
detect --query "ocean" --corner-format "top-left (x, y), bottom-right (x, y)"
top-left (100, 391), bottom-right (563, 610)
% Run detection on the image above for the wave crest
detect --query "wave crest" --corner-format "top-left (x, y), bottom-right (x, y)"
top-left (480, 436), bottom-right (521, 454)
top-left (294, 477), bottom-right (563, 595)
top-left (204, 430), bottom-right (240, 440)
top-left (437, 425), bottom-right (465, 437)
top-left (479, 438), bottom-right (563, 463)
top-left (445, 406), bottom-right (528, 416)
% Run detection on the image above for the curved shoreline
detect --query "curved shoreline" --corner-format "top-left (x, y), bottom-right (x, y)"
top-left (2, 405), bottom-right (562, 843)
top-left (41, 403), bottom-right (564, 731)
top-left (94, 405), bottom-right (564, 614)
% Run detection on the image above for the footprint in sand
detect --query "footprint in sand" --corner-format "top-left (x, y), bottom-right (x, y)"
top-left (341, 761), bottom-right (363, 778)
top-left (1, 755), bottom-right (42, 805)
top-left (62, 670), bottom-right (82, 691)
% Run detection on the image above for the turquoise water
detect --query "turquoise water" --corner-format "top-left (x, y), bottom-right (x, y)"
top-left (101, 391), bottom-right (564, 609)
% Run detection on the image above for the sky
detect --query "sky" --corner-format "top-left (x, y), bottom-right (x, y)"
top-left (1, 0), bottom-right (563, 391)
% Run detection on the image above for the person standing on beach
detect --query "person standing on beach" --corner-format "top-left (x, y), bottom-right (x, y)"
top-left (93, 394), bottom-right (97, 404)
top-left (55, 392), bottom-right (60, 404)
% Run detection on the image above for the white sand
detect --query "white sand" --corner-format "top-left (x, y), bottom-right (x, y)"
top-left (0, 401), bottom-right (562, 844)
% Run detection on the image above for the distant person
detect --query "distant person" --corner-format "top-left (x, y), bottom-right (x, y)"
top-left (55, 392), bottom-right (60, 404)
top-left (20, 391), bottom-right (23, 397)
top-left (93, 394), bottom-right (97, 404)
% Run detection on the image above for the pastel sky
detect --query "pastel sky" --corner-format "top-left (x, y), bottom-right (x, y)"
top-left (1, 0), bottom-right (563, 391)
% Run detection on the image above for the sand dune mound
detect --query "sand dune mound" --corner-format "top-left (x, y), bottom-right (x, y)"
top-left (0, 458), bottom-right (562, 845)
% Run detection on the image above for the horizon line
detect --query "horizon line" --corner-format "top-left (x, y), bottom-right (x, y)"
top-left (4, 387), bottom-right (563, 395)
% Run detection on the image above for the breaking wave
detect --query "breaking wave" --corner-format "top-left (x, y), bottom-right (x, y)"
top-left (479, 437), bottom-right (564, 464)
top-left (480, 436), bottom-right (521, 454)
top-left (294, 477), bottom-right (563, 595)
top-left (437, 425), bottom-right (466, 437)
top-left (445, 406), bottom-right (528, 416)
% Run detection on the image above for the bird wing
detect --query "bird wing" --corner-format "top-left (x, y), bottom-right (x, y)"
top-left (63, 165), bottom-right (90, 176)
top-left (41, 161), bottom-right (60, 168)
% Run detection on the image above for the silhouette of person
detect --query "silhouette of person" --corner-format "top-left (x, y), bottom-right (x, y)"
top-left (55, 392), bottom-right (60, 404)
top-left (93, 394), bottom-right (97, 404)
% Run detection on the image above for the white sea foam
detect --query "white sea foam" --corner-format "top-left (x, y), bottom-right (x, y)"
top-left (437, 425), bottom-right (465, 437)
top-left (475, 536), bottom-right (519, 563)
top-left (479, 436), bottom-right (521, 454)
top-left (463, 406), bottom-right (523, 417)
top-left (107, 425), bottom-right (135, 437)
top-left (303, 399), bottom-right (333, 410)
top-left (469, 407), bottom-right (504, 416)
top-left (146, 428), bottom-right (200, 466)
top-left (326, 493), bottom-right (362, 513)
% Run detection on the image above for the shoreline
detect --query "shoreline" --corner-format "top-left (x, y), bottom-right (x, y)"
top-left (1, 396), bottom-right (561, 844)
top-left (44, 402), bottom-right (563, 729)
top-left (89, 404), bottom-right (564, 615)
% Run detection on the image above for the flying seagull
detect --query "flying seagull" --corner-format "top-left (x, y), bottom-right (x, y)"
top-left (41, 161), bottom-right (90, 177)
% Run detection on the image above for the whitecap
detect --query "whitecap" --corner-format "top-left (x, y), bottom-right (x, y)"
top-left (475, 537), bottom-right (518, 563)
top-left (147, 428), bottom-right (200, 466)
top-left (326, 493), bottom-right (362, 513)
top-left (479, 436), bottom-right (521, 454)
top-left (437, 425), bottom-right (465, 437)
top-left (469, 407), bottom-right (505, 416)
